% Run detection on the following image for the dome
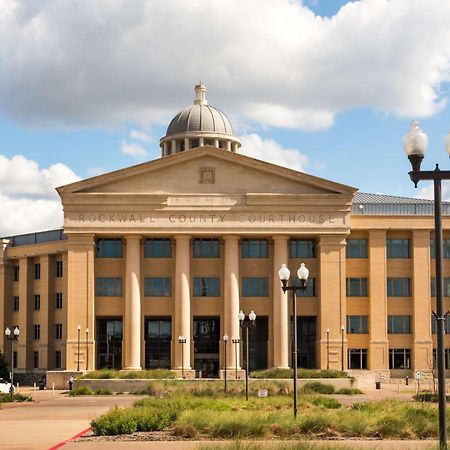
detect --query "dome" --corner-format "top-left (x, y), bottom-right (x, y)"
top-left (166, 85), bottom-right (233, 137)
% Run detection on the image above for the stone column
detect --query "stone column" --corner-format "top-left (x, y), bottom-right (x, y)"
top-left (18, 257), bottom-right (30, 369)
top-left (368, 230), bottom-right (389, 370)
top-left (199, 137), bottom-right (204, 146)
top-left (174, 236), bottom-right (192, 371)
top-left (184, 138), bottom-right (190, 151)
top-left (124, 235), bottom-right (142, 370)
top-left (318, 235), bottom-right (347, 370)
top-left (273, 236), bottom-right (289, 368)
top-left (223, 236), bottom-right (241, 369)
top-left (412, 230), bottom-right (433, 370)
top-left (214, 139), bottom-right (219, 148)
top-left (171, 140), bottom-right (176, 155)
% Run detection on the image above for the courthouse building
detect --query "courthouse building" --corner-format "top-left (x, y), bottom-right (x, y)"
top-left (1, 84), bottom-right (449, 379)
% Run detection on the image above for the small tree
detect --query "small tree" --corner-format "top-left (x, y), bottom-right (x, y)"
top-left (0, 351), bottom-right (10, 380)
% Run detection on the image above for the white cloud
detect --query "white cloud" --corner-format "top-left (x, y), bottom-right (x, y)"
top-left (417, 181), bottom-right (450, 202)
top-left (0, 155), bottom-right (81, 235)
top-left (130, 129), bottom-right (152, 142)
top-left (121, 140), bottom-right (148, 157)
top-left (240, 134), bottom-right (308, 172)
top-left (0, 0), bottom-right (449, 131)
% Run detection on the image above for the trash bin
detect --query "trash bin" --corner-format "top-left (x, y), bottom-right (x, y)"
top-left (375, 381), bottom-right (381, 390)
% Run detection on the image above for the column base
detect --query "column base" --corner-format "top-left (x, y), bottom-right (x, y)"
top-left (171, 369), bottom-right (196, 379)
top-left (219, 369), bottom-right (246, 380)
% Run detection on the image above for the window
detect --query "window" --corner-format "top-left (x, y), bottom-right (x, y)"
top-left (33, 351), bottom-right (39, 369)
top-left (431, 278), bottom-right (450, 297)
top-left (348, 349), bottom-right (368, 369)
top-left (388, 315), bottom-right (412, 334)
top-left (290, 277), bottom-right (317, 297)
top-left (386, 238), bottom-right (410, 258)
top-left (34, 263), bottom-right (41, 280)
top-left (242, 277), bottom-right (269, 297)
top-left (14, 265), bottom-right (19, 282)
top-left (55, 324), bottom-right (63, 340)
top-left (193, 238), bottom-right (219, 258)
top-left (193, 277), bottom-right (220, 297)
top-left (432, 349), bottom-right (450, 369)
top-left (242, 239), bottom-right (268, 258)
top-left (290, 239), bottom-right (316, 258)
top-left (431, 315), bottom-right (450, 333)
top-left (13, 296), bottom-right (19, 312)
top-left (346, 278), bottom-right (368, 296)
top-left (96, 238), bottom-right (123, 258)
top-left (145, 239), bottom-right (171, 258)
top-left (144, 277), bottom-right (172, 297)
top-left (56, 260), bottom-right (63, 278)
top-left (55, 350), bottom-right (62, 369)
top-left (389, 348), bottom-right (411, 369)
top-left (387, 278), bottom-right (411, 297)
top-left (56, 293), bottom-right (63, 309)
top-left (430, 239), bottom-right (450, 258)
top-left (34, 324), bottom-right (40, 340)
top-left (95, 277), bottom-right (123, 296)
top-left (346, 316), bottom-right (368, 334)
top-left (34, 294), bottom-right (40, 311)
top-left (346, 239), bottom-right (368, 258)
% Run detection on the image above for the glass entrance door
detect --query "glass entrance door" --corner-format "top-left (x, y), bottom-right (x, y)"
top-left (145, 318), bottom-right (171, 369)
top-left (193, 317), bottom-right (220, 378)
top-left (97, 318), bottom-right (123, 369)
top-left (242, 316), bottom-right (269, 371)
top-left (297, 316), bottom-right (317, 368)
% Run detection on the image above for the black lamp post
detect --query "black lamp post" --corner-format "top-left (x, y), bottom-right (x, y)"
top-left (232, 336), bottom-right (240, 380)
top-left (238, 310), bottom-right (256, 401)
top-left (178, 335), bottom-right (187, 379)
top-left (77, 325), bottom-right (81, 372)
top-left (403, 120), bottom-right (450, 450)
top-left (4, 326), bottom-right (20, 398)
top-left (278, 263), bottom-right (309, 418)
top-left (326, 328), bottom-right (330, 371)
top-left (85, 328), bottom-right (89, 371)
top-left (223, 334), bottom-right (229, 393)
top-left (340, 325), bottom-right (345, 372)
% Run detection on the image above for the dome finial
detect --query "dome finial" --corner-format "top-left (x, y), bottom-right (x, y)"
top-left (194, 83), bottom-right (207, 105)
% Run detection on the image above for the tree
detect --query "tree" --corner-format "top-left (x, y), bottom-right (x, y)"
top-left (0, 351), bottom-right (10, 380)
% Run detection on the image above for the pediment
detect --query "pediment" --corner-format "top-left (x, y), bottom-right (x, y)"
top-left (58, 146), bottom-right (356, 199)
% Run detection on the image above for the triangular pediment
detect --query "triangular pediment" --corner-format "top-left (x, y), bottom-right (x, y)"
top-left (58, 146), bottom-right (356, 199)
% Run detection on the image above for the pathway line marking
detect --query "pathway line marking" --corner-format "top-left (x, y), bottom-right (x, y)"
top-left (48, 426), bottom-right (92, 450)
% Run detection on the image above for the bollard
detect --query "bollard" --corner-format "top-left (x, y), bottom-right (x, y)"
top-left (52, 382), bottom-right (55, 395)
top-left (405, 375), bottom-right (409, 386)
top-left (33, 383), bottom-right (36, 394)
top-left (397, 383), bottom-right (400, 394)
top-left (17, 382), bottom-right (19, 393)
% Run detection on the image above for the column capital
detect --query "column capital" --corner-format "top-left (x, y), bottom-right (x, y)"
top-left (272, 235), bottom-right (289, 241)
top-left (124, 234), bottom-right (142, 241)
top-left (318, 234), bottom-right (347, 247)
top-left (175, 234), bottom-right (191, 241)
top-left (223, 235), bottom-right (240, 241)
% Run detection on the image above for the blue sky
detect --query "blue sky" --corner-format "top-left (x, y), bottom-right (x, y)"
top-left (0, 0), bottom-right (450, 234)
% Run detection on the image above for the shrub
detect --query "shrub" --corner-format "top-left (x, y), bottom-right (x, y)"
top-left (335, 388), bottom-right (363, 395)
top-left (81, 369), bottom-right (176, 380)
top-left (300, 382), bottom-right (335, 394)
top-left (310, 397), bottom-right (341, 409)
top-left (69, 386), bottom-right (93, 396)
top-left (250, 368), bottom-right (347, 379)
top-left (0, 393), bottom-right (32, 403)
top-left (413, 392), bottom-right (450, 402)
top-left (95, 389), bottom-right (113, 395)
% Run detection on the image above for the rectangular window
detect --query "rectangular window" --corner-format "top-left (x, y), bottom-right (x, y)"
top-left (34, 324), bottom-right (40, 340)
top-left (388, 315), bottom-right (412, 334)
top-left (346, 315), bottom-right (368, 334)
top-left (55, 293), bottom-right (63, 309)
top-left (55, 350), bottom-right (61, 369)
top-left (346, 278), bottom-right (368, 296)
top-left (193, 277), bottom-right (220, 297)
top-left (431, 315), bottom-right (450, 333)
top-left (389, 348), bottom-right (411, 369)
top-left (95, 277), bottom-right (123, 296)
top-left (56, 260), bottom-right (63, 278)
top-left (387, 278), bottom-right (411, 297)
top-left (432, 349), bottom-right (450, 369)
top-left (193, 238), bottom-right (220, 258)
top-left (386, 238), bottom-right (410, 258)
top-left (242, 277), bottom-right (269, 297)
top-left (14, 265), bottom-right (19, 282)
top-left (346, 239), bottom-right (368, 258)
top-left (348, 349), bottom-right (368, 369)
top-left (430, 239), bottom-right (450, 259)
top-left (290, 239), bottom-right (316, 258)
top-left (34, 263), bottom-right (41, 280)
top-left (55, 324), bottom-right (63, 340)
top-left (431, 278), bottom-right (450, 297)
top-left (145, 238), bottom-right (171, 258)
top-left (33, 351), bottom-right (39, 369)
top-left (144, 277), bottom-right (172, 297)
top-left (96, 238), bottom-right (123, 258)
top-left (290, 277), bottom-right (317, 297)
top-left (241, 239), bottom-right (268, 258)
top-left (34, 294), bottom-right (40, 311)
top-left (13, 296), bottom-right (19, 312)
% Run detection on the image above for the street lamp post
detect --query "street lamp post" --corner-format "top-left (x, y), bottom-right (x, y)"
top-left (238, 310), bottom-right (256, 401)
top-left (223, 335), bottom-right (229, 393)
top-left (4, 327), bottom-right (20, 398)
top-left (341, 325), bottom-right (345, 372)
top-left (326, 328), bottom-right (330, 371)
top-left (178, 335), bottom-right (187, 379)
top-left (232, 336), bottom-right (240, 380)
top-left (278, 263), bottom-right (309, 418)
top-left (77, 325), bottom-right (81, 372)
top-left (85, 328), bottom-right (89, 371)
top-left (403, 120), bottom-right (450, 450)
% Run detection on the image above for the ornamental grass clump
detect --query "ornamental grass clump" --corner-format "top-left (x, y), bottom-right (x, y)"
top-left (300, 381), bottom-right (335, 394)
top-left (69, 386), bottom-right (93, 396)
top-left (250, 368), bottom-right (347, 379)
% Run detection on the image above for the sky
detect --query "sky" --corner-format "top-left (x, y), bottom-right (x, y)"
top-left (1, 0), bottom-right (450, 235)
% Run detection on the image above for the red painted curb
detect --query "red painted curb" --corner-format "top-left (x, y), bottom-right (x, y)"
top-left (48, 426), bottom-right (92, 450)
